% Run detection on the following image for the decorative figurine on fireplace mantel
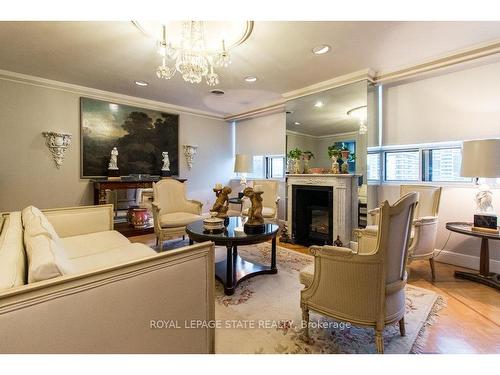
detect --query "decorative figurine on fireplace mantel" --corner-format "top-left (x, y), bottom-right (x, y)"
top-left (243, 186), bottom-right (265, 234)
top-left (211, 184), bottom-right (232, 218)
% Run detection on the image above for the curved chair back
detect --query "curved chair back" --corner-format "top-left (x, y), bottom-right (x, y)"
top-left (377, 192), bottom-right (419, 285)
top-left (153, 179), bottom-right (188, 215)
top-left (400, 185), bottom-right (441, 219)
top-left (252, 180), bottom-right (278, 211)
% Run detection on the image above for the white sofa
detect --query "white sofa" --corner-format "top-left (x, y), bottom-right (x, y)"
top-left (0, 204), bottom-right (215, 353)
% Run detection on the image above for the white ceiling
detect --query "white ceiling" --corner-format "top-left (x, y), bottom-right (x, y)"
top-left (286, 80), bottom-right (367, 136)
top-left (0, 21), bottom-right (500, 117)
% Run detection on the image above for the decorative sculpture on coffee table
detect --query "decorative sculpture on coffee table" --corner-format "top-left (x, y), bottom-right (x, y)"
top-left (243, 186), bottom-right (265, 234)
top-left (42, 131), bottom-right (72, 169)
top-left (211, 184), bottom-right (232, 219)
top-left (161, 151), bottom-right (171, 177)
top-left (107, 147), bottom-right (120, 179)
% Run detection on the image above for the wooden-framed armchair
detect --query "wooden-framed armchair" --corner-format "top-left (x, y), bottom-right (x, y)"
top-left (152, 179), bottom-right (203, 248)
top-left (357, 185), bottom-right (442, 281)
top-left (300, 193), bottom-right (418, 353)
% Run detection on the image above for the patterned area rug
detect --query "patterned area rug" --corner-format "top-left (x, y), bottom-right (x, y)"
top-left (211, 242), bottom-right (444, 354)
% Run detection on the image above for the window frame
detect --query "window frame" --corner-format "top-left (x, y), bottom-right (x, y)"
top-left (367, 141), bottom-right (478, 187)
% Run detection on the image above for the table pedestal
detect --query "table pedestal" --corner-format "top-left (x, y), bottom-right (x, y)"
top-left (454, 237), bottom-right (500, 290)
top-left (216, 238), bottom-right (277, 295)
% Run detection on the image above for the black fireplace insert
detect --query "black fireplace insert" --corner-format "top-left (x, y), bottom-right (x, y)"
top-left (292, 185), bottom-right (333, 246)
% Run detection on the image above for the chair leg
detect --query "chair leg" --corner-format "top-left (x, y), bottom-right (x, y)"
top-left (375, 329), bottom-right (384, 354)
top-left (429, 257), bottom-right (436, 282)
top-left (398, 317), bottom-right (406, 336)
top-left (301, 304), bottom-right (310, 340)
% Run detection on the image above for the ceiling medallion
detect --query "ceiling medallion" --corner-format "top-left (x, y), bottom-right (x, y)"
top-left (134, 21), bottom-right (253, 86)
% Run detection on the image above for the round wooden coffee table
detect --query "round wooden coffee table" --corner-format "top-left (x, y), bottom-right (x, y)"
top-left (186, 216), bottom-right (279, 295)
top-left (446, 222), bottom-right (500, 290)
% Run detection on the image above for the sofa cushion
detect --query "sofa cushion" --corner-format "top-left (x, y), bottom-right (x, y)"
top-left (159, 212), bottom-right (202, 228)
top-left (61, 230), bottom-right (131, 259)
top-left (22, 205), bottom-right (61, 244)
top-left (24, 232), bottom-right (75, 283)
top-left (299, 263), bottom-right (314, 288)
top-left (0, 212), bottom-right (27, 291)
top-left (70, 243), bottom-right (156, 274)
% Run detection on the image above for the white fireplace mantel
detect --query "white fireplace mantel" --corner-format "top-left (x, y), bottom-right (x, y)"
top-left (286, 174), bottom-right (359, 245)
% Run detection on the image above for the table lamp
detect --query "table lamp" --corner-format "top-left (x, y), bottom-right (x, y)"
top-left (234, 154), bottom-right (253, 197)
top-left (460, 139), bottom-right (500, 233)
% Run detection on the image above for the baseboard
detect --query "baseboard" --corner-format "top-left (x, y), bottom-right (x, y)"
top-left (434, 250), bottom-right (500, 274)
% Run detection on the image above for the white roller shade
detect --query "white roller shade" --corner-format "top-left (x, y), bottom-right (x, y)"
top-left (235, 112), bottom-right (286, 155)
top-left (383, 60), bottom-right (500, 146)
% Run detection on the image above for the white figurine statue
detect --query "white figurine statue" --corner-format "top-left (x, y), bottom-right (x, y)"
top-left (161, 151), bottom-right (170, 171)
top-left (475, 185), bottom-right (494, 214)
top-left (108, 147), bottom-right (119, 170)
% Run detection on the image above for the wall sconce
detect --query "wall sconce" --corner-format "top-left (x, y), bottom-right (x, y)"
top-left (42, 131), bottom-right (72, 168)
top-left (182, 144), bottom-right (198, 170)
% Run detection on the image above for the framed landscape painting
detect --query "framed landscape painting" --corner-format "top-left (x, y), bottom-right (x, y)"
top-left (80, 97), bottom-right (179, 178)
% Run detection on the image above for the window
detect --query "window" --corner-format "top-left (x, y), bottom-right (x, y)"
top-left (247, 156), bottom-right (265, 179)
top-left (367, 153), bottom-right (381, 181)
top-left (268, 156), bottom-right (285, 179)
top-left (246, 155), bottom-right (285, 179)
top-left (385, 151), bottom-right (419, 181)
top-left (423, 148), bottom-right (470, 182)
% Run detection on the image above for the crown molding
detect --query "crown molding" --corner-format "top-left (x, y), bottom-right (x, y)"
top-left (282, 69), bottom-right (376, 101)
top-left (374, 39), bottom-right (500, 84)
top-left (0, 69), bottom-right (224, 120)
top-left (287, 129), bottom-right (359, 139)
top-left (224, 101), bottom-right (286, 122)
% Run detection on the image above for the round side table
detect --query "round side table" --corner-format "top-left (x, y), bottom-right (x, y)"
top-left (446, 222), bottom-right (500, 290)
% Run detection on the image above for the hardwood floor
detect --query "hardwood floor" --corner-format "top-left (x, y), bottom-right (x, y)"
top-left (131, 234), bottom-right (500, 354)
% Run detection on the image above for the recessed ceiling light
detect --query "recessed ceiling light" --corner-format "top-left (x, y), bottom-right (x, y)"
top-left (294, 122), bottom-right (301, 125)
top-left (314, 101), bottom-right (324, 108)
top-left (210, 89), bottom-right (225, 96)
top-left (135, 80), bottom-right (149, 86)
top-left (312, 45), bottom-right (331, 55)
top-left (244, 76), bottom-right (258, 83)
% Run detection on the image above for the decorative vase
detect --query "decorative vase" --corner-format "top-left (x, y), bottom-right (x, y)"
top-left (127, 205), bottom-right (140, 225)
top-left (131, 208), bottom-right (150, 229)
top-left (331, 157), bottom-right (340, 174)
top-left (302, 155), bottom-right (311, 174)
top-left (292, 159), bottom-right (301, 174)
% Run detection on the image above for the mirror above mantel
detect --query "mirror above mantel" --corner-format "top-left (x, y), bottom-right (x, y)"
top-left (285, 80), bottom-right (372, 240)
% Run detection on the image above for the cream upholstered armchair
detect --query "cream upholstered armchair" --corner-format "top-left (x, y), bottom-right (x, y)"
top-left (358, 185), bottom-right (442, 281)
top-left (152, 179), bottom-right (203, 248)
top-left (242, 179), bottom-right (280, 222)
top-left (300, 193), bottom-right (418, 354)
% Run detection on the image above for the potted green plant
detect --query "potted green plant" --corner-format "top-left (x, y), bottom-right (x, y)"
top-left (287, 148), bottom-right (302, 174)
top-left (302, 151), bottom-right (315, 173)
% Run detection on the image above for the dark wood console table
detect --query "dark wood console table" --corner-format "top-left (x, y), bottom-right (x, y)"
top-left (91, 177), bottom-right (186, 237)
top-left (92, 177), bottom-right (186, 205)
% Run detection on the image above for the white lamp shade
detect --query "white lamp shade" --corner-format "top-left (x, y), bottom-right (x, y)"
top-left (460, 139), bottom-right (500, 178)
top-left (234, 154), bottom-right (253, 173)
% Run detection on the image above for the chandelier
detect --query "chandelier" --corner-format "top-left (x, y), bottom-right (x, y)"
top-left (347, 105), bottom-right (368, 135)
top-left (133, 21), bottom-right (253, 86)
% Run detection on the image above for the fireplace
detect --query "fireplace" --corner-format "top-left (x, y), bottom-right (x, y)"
top-left (292, 185), bottom-right (333, 246)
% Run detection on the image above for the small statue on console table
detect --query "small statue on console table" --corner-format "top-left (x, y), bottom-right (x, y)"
top-left (243, 186), bottom-right (265, 234)
top-left (161, 151), bottom-right (171, 177)
top-left (107, 147), bottom-right (120, 180)
top-left (211, 184), bottom-right (232, 218)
